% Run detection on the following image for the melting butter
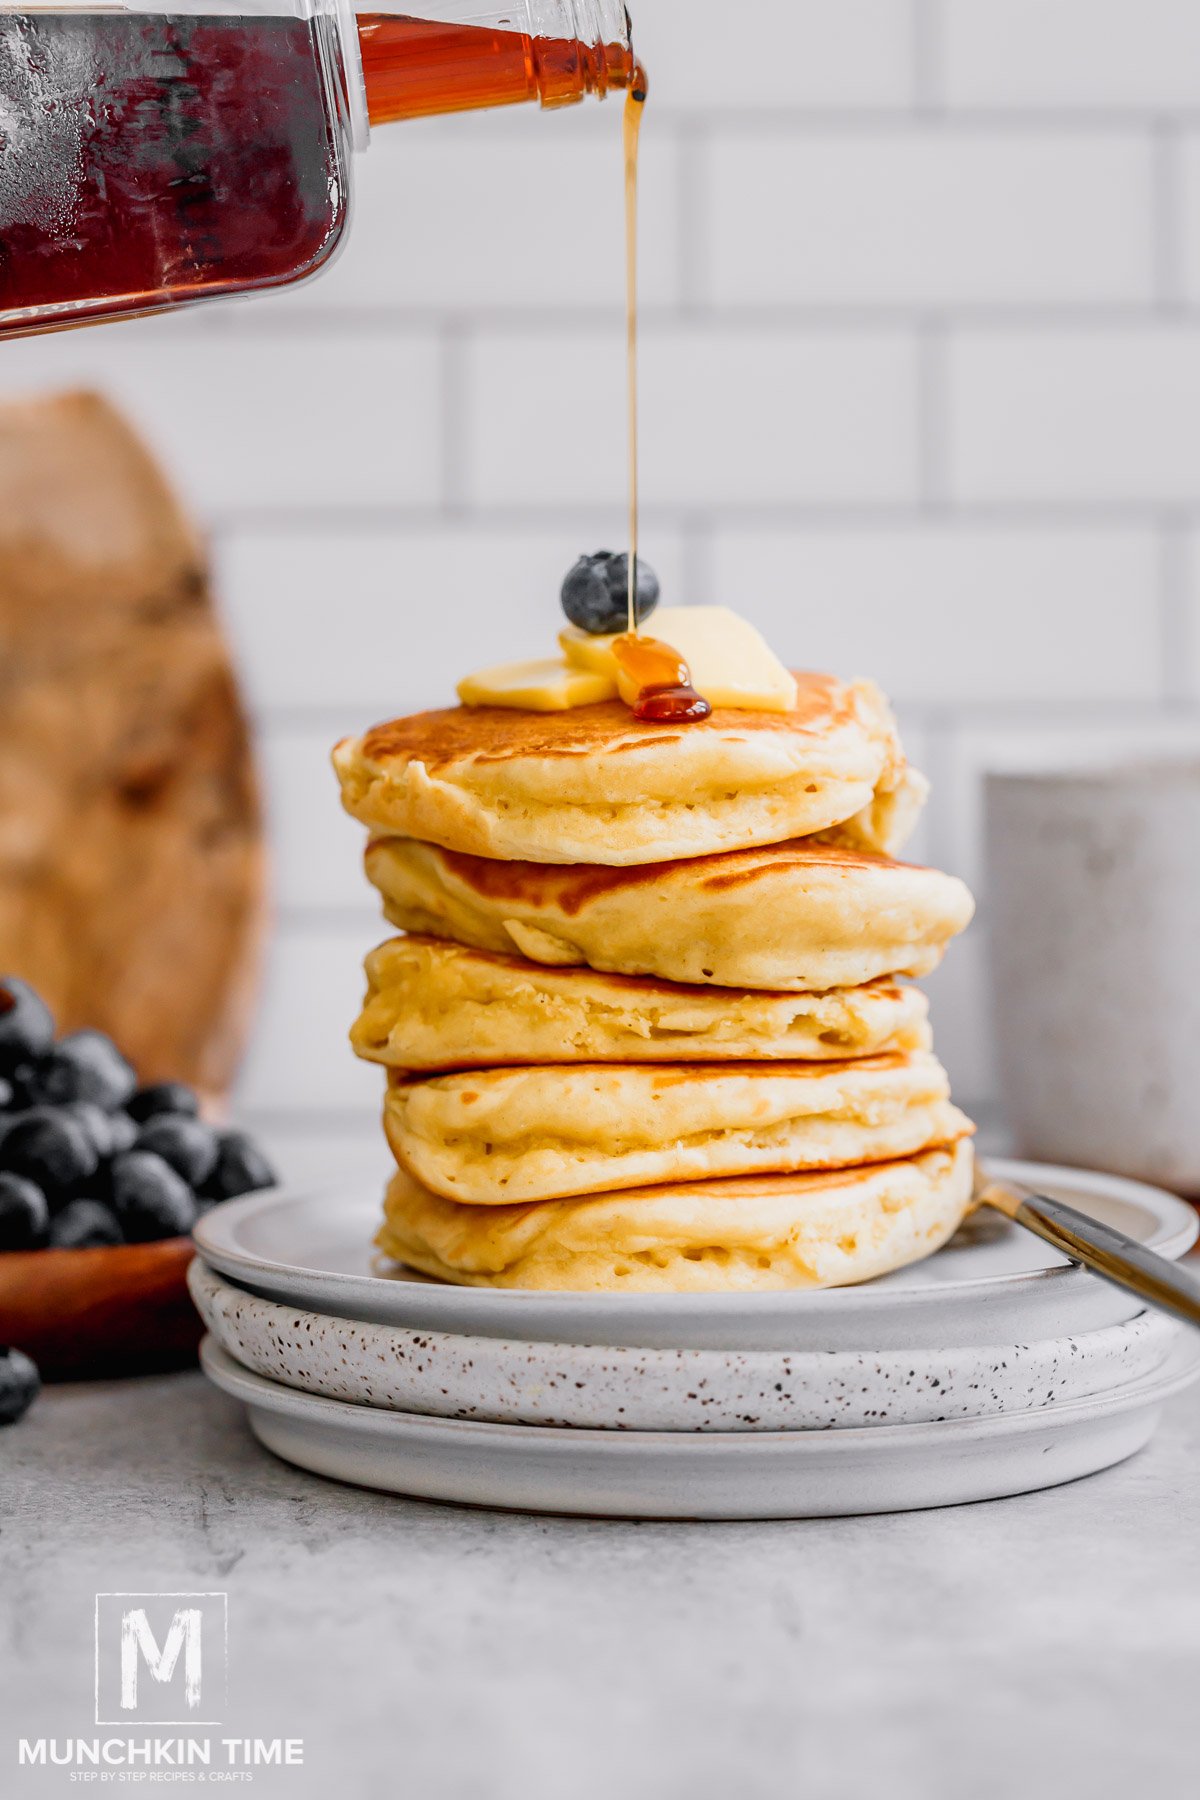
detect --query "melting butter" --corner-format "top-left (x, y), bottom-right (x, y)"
top-left (457, 658), bottom-right (618, 712)
top-left (560, 606), bottom-right (797, 713)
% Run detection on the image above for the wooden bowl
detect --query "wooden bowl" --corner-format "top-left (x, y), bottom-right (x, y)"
top-left (0, 1240), bottom-right (201, 1380)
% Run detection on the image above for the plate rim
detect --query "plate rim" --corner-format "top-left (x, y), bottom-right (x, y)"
top-left (188, 1253), bottom-right (1167, 1365)
top-left (200, 1331), bottom-right (1200, 1451)
top-left (192, 1156), bottom-right (1199, 1324)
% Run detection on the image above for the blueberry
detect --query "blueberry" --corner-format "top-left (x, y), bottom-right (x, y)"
top-left (0, 979), bottom-right (54, 1074)
top-left (61, 1102), bottom-right (119, 1161)
top-left (109, 1152), bottom-right (197, 1243)
top-left (135, 1117), bottom-right (219, 1188)
top-left (6, 1063), bottom-right (46, 1108)
top-left (202, 1131), bottom-right (278, 1203)
top-left (50, 1198), bottom-right (123, 1249)
top-left (127, 1082), bottom-right (200, 1124)
top-left (0, 1346), bottom-right (41, 1425)
top-left (0, 1173), bottom-right (50, 1250)
top-left (561, 551), bottom-right (660, 636)
top-left (35, 1031), bottom-right (136, 1111)
top-left (1, 1108), bottom-right (99, 1201)
top-left (108, 1112), bottom-right (140, 1156)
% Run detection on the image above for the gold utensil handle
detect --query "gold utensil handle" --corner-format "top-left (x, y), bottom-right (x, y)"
top-left (979, 1179), bottom-right (1200, 1331)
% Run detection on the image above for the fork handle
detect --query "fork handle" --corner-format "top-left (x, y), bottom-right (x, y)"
top-left (980, 1183), bottom-right (1200, 1331)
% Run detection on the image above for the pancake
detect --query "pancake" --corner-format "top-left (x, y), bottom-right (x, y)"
top-left (352, 936), bottom-right (933, 1071)
top-left (364, 836), bottom-right (975, 993)
top-left (333, 673), bottom-right (926, 865)
top-left (376, 1140), bottom-right (976, 1293)
top-left (382, 1051), bottom-right (972, 1205)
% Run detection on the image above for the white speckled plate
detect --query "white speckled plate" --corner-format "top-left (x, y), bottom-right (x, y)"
top-left (189, 1258), bottom-right (1180, 1433)
top-left (199, 1333), bottom-right (1200, 1518)
top-left (192, 1159), bottom-right (1198, 1352)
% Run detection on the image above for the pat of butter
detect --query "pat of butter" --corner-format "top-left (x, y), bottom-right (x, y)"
top-left (458, 658), bottom-right (618, 711)
top-left (560, 606), bottom-right (798, 712)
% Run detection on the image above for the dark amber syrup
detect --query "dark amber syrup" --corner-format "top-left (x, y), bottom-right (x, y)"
top-left (611, 636), bottom-right (712, 724)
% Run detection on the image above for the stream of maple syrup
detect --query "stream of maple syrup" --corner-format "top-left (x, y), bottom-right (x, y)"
top-left (612, 65), bottom-right (711, 725)
top-left (623, 63), bottom-right (647, 639)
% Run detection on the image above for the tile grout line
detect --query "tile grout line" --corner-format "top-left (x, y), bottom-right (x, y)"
top-left (208, 500), bottom-right (1200, 533)
top-left (679, 513), bottom-right (714, 605)
top-left (911, 0), bottom-right (944, 116)
top-left (916, 316), bottom-right (950, 511)
top-left (198, 300), bottom-right (1200, 335)
top-left (1152, 119), bottom-right (1185, 310)
top-left (438, 319), bottom-right (469, 514)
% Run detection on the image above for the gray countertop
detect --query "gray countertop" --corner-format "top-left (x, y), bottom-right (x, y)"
top-left (4, 1368), bottom-right (1198, 1800)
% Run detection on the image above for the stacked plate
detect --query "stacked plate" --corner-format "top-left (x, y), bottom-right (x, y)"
top-left (192, 1159), bottom-right (1200, 1519)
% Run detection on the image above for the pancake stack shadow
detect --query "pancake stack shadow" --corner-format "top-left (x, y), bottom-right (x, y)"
top-left (333, 673), bottom-right (977, 1292)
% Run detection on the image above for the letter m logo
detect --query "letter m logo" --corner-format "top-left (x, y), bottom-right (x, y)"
top-left (95, 1593), bottom-right (228, 1725)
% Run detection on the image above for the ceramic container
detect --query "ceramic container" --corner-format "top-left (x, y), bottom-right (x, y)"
top-left (986, 761), bottom-right (1200, 1193)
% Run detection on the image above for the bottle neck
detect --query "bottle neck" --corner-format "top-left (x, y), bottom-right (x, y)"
top-left (337, 1), bottom-right (635, 137)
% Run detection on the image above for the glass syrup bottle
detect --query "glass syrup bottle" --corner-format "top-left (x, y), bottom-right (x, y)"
top-left (0, 1), bottom-right (636, 338)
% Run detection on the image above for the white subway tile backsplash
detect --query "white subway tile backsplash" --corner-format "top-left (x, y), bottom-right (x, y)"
top-left (948, 328), bottom-right (1200, 504)
top-left (1176, 135), bottom-right (1200, 304)
top-left (5, 316), bottom-right (442, 513)
top-left (259, 726), bottom-right (379, 917)
top-left (276, 115), bottom-right (681, 313)
top-left (923, 927), bottom-right (996, 1114)
top-left (710, 527), bottom-right (1162, 703)
top-left (1183, 534), bottom-right (1200, 697)
top-left (705, 130), bottom-right (1152, 308)
top-left (215, 524), bottom-right (688, 716)
top-left (235, 923), bottom-right (387, 1115)
top-left (631, 0), bottom-right (913, 110)
top-left (942, 0), bottom-right (1200, 109)
top-left (464, 325), bottom-right (919, 506)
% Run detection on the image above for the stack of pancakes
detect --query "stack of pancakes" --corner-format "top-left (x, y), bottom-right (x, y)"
top-left (334, 670), bottom-right (976, 1293)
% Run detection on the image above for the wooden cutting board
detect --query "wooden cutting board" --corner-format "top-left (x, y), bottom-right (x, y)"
top-left (0, 389), bottom-right (265, 1095)
top-left (0, 390), bottom-right (266, 1378)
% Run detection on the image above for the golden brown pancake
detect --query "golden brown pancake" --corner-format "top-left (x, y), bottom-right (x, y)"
top-left (382, 1051), bottom-right (973, 1204)
top-left (375, 1140), bottom-right (976, 1293)
top-left (364, 836), bottom-right (975, 992)
top-left (333, 673), bottom-right (926, 865)
top-left (352, 936), bottom-right (932, 1070)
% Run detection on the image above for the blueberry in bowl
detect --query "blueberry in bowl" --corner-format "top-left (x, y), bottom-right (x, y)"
top-left (31, 1029), bottom-right (137, 1111)
top-left (0, 1173), bottom-right (50, 1251)
top-left (0, 975), bottom-right (279, 1383)
top-left (49, 1198), bottom-right (123, 1250)
top-left (134, 1116), bottom-right (220, 1189)
top-left (0, 979), bottom-right (55, 1073)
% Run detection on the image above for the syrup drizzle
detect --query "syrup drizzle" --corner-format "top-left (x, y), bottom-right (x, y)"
top-left (612, 635), bottom-right (712, 724)
top-left (624, 62), bottom-right (647, 637)
top-left (619, 62), bottom-right (710, 724)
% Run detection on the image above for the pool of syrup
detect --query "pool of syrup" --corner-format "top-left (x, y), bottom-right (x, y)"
top-left (612, 635), bottom-right (712, 724)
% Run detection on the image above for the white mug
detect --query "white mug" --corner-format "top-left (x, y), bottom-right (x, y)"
top-left (985, 761), bottom-right (1200, 1196)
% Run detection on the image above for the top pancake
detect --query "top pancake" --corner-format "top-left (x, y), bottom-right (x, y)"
top-left (333, 672), bottom-right (925, 866)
